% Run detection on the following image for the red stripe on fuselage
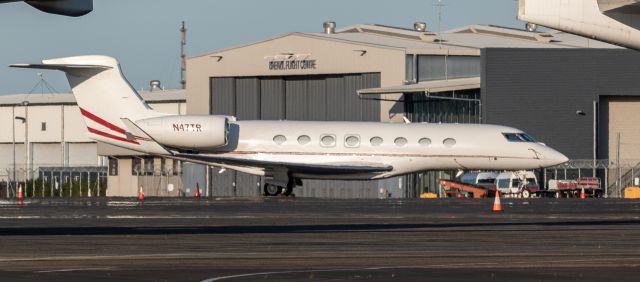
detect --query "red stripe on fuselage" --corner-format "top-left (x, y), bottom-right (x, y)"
top-left (87, 127), bottom-right (139, 145)
top-left (80, 108), bottom-right (126, 135)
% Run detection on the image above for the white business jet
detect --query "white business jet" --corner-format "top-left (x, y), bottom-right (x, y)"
top-left (11, 56), bottom-right (568, 196)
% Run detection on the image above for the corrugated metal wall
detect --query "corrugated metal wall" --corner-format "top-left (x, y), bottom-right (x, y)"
top-left (209, 73), bottom-right (386, 198)
top-left (482, 49), bottom-right (640, 160)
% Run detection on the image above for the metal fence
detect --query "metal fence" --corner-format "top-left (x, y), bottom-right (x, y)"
top-left (130, 161), bottom-right (191, 197)
top-left (545, 159), bottom-right (640, 198)
top-left (0, 166), bottom-right (107, 199)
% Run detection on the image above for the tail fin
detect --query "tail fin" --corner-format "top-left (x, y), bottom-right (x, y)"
top-left (11, 55), bottom-right (166, 153)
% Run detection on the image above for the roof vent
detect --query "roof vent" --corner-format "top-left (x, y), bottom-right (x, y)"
top-left (323, 21), bottom-right (336, 34)
top-left (150, 80), bottom-right (162, 92)
top-left (413, 22), bottom-right (427, 32)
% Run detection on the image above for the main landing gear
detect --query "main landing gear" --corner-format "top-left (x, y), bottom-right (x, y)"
top-left (263, 179), bottom-right (298, 197)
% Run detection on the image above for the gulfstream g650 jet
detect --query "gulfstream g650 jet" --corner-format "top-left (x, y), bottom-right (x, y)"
top-left (11, 56), bottom-right (568, 196)
top-left (518, 0), bottom-right (640, 49)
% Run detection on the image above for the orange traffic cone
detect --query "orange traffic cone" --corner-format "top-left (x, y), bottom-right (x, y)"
top-left (17, 184), bottom-right (24, 206)
top-left (138, 185), bottom-right (145, 201)
top-left (492, 190), bottom-right (503, 212)
top-left (580, 188), bottom-right (587, 199)
top-left (195, 182), bottom-right (201, 198)
top-left (17, 184), bottom-right (24, 200)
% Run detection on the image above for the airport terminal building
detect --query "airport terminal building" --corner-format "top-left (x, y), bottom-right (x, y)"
top-left (186, 23), bottom-right (640, 198)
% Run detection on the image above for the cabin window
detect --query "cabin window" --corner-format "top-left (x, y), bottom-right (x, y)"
top-left (320, 134), bottom-right (336, 147)
top-left (370, 137), bottom-right (383, 146)
top-left (273, 135), bottom-right (287, 145)
top-left (41, 122), bottom-right (46, 131)
top-left (443, 138), bottom-right (456, 147)
top-left (418, 138), bottom-right (431, 147)
top-left (394, 137), bottom-right (408, 147)
top-left (297, 135), bottom-right (311, 145)
top-left (344, 135), bottom-right (360, 148)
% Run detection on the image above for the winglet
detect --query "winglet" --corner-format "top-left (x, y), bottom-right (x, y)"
top-left (120, 118), bottom-right (172, 155)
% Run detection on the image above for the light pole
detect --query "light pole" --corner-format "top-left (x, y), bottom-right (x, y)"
top-left (19, 101), bottom-right (29, 196)
top-left (11, 106), bottom-right (16, 198)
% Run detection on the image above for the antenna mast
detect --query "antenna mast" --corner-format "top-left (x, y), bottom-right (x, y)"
top-left (180, 21), bottom-right (187, 89)
top-left (435, 0), bottom-right (446, 49)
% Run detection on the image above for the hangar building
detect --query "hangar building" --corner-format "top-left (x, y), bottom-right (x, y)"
top-left (0, 89), bottom-right (186, 197)
top-left (186, 23), bottom-right (636, 198)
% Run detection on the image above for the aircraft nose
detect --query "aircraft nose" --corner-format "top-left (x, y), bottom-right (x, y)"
top-left (542, 148), bottom-right (569, 167)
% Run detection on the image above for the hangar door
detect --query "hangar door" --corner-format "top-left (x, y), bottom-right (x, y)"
top-left (209, 73), bottom-right (383, 198)
top-left (603, 97), bottom-right (640, 162)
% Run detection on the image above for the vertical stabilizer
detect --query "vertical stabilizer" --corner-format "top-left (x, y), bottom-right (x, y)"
top-left (11, 55), bottom-right (166, 152)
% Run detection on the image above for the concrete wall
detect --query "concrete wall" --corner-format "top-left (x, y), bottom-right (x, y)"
top-left (482, 48), bottom-right (640, 160)
top-left (107, 158), bottom-right (138, 197)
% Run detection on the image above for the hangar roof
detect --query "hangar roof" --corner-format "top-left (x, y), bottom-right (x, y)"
top-left (192, 23), bottom-right (619, 59)
top-left (328, 24), bottom-right (619, 50)
top-left (0, 89), bottom-right (186, 106)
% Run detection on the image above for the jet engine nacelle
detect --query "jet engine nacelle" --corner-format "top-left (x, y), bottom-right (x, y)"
top-left (24, 0), bottom-right (93, 17)
top-left (136, 115), bottom-right (229, 151)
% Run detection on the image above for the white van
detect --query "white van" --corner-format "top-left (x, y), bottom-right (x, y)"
top-left (495, 171), bottom-right (540, 198)
top-left (460, 172), bottom-right (499, 189)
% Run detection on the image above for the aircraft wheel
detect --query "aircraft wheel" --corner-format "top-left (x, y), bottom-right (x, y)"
top-left (263, 183), bottom-right (282, 196)
top-left (522, 189), bottom-right (531, 198)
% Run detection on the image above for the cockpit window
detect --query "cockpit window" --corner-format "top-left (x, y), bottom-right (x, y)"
top-left (503, 133), bottom-right (538, 143)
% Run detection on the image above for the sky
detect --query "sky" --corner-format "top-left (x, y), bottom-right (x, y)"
top-left (0, 0), bottom-right (522, 95)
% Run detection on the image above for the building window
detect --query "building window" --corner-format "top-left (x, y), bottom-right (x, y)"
top-left (108, 158), bottom-right (118, 176)
top-left (417, 55), bottom-right (480, 82)
top-left (418, 55), bottom-right (446, 81)
top-left (344, 135), bottom-right (360, 148)
top-left (172, 159), bottom-right (181, 176)
top-left (273, 135), bottom-right (287, 145)
top-left (41, 122), bottom-right (46, 131)
top-left (144, 157), bottom-right (154, 175)
top-left (447, 56), bottom-right (481, 79)
top-left (297, 135), bottom-right (311, 145)
top-left (394, 137), bottom-right (408, 147)
top-left (370, 137), bottom-right (383, 146)
top-left (405, 54), bottom-right (416, 82)
top-left (132, 158), bottom-right (142, 175)
top-left (320, 134), bottom-right (336, 147)
top-left (160, 158), bottom-right (167, 176)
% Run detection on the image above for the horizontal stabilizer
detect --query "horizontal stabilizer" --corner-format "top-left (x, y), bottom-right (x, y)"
top-left (10, 64), bottom-right (112, 71)
top-left (598, 0), bottom-right (640, 13)
top-left (120, 118), bottom-right (172, 155)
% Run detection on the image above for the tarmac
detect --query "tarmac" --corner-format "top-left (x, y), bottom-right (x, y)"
top-left (0, 197), bottom-right (639, 281)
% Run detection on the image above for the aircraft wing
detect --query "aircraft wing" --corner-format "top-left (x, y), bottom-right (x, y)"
top-left (598, 0), bottom-right (640, 14)
top-left (173, 153), bottom-right (393, 175)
